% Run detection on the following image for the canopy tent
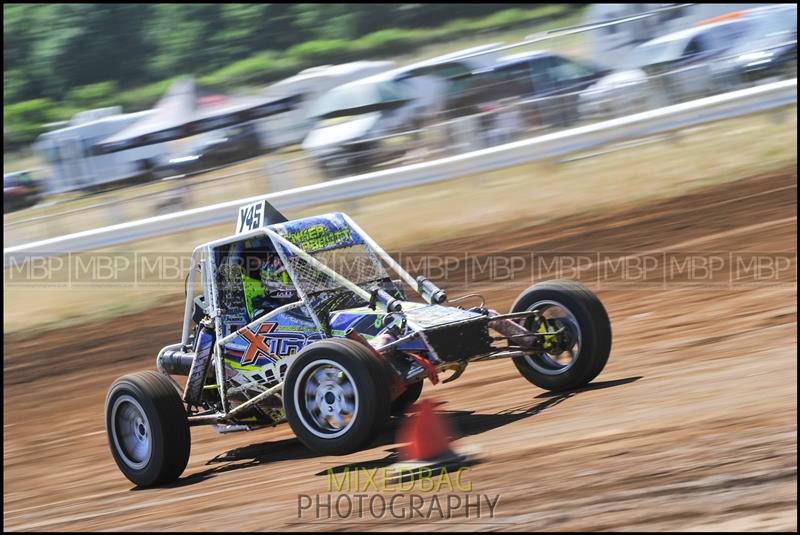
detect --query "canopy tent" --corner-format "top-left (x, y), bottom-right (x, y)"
top-left (93, 78), bottom-right (300, 154)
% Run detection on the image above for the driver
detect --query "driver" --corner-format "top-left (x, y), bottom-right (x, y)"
top-left (261, 254), bottom-right (293, 294)
top-left (241, 250), bottom-right (297, 320)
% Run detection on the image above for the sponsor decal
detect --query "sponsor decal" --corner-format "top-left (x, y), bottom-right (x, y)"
top-left (236, 322), bottom-right (309, 366)
top-left (285, 223), bottom-right (353, 253)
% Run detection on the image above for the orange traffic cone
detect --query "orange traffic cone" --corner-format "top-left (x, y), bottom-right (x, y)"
top-left (397, 398), bottom-right (454, 461)
top-left (386, 398), bottom-right (479, 485)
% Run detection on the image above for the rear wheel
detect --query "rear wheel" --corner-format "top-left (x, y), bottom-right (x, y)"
top-left (511, 280), bottom-right (612, 392)
top-left (284, 339), bottom-right (391, 455)
top-left (105, 371), bottom-right (190, 487)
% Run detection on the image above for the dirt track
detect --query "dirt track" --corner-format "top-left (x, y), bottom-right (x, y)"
top-left (3, 170), bottom-right (797, 531)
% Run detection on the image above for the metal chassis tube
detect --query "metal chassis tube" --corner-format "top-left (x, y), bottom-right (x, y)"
top-left (341, 214), bottom-right (420, 294)
top-left (176, 228), bottom-right (311, 418)
top-left (163, 227), bottom-right (385, 427)
top-left (165, 227), bottom-right (543, 427)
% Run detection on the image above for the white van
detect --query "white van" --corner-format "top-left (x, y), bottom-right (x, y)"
top-left (301, 44), bottom-right (501, 177)
top-left (257, 61), bottom-right (394, 150)
top-left (34, 107), bottom-right (170, 194)
top-left (582, 3), bottom-right (766, 71)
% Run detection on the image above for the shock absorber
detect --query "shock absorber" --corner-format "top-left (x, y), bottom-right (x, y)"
top-left (183, 318), bottom-right (216, 406)
top-left (487, 309), bottom-right (536, 348)
top-left (417, 276), bottom-right (447, 304)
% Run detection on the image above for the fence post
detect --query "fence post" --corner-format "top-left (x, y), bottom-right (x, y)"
top-left (108, 198), bottom-right (127, 226)
top-left (266, 159), bottom-right (290, 193)
top-left (770, 109), bottom-right (787, 125)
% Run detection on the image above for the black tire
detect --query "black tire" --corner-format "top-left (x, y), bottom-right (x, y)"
top-left (284, 338), bottom-right (391, 455)
top-left (105, 371), bottom-right (191, 487)
top-left (391, 380), bottom-right (423, 415)
top-left (510, 280), bottom-right (611, 392)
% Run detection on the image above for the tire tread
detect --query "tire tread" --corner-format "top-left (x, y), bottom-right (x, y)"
top-left (105, 370), bottom-right (190, 486)
top-left (510, 280), bottom-right (612, 392)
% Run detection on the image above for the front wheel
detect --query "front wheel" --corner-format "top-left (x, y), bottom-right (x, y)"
top-left (391, 380), bottom-right (423, 415)
top-left (105, 371), bottom-right (191, 487)
top-left (511, 280), bottom-right (612, 392)
top-left (284, 339), bottom-right (391, 455)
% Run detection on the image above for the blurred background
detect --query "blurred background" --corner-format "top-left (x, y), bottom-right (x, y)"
top-left (4, 4), bottom-right (796, 234)
top-left (3, 5), bottom-right (797, 531)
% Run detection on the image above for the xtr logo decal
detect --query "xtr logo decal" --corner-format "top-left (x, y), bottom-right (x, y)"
top-left (239, 322), bottom-right (277, 365)
top-left (238, 322), bottom-right (308, 366)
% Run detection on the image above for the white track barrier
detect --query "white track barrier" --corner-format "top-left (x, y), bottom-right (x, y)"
top-left (4, 79), bottom-right (796, 267)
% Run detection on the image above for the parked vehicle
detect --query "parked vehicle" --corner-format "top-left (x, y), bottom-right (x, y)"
top-left (301, 45), bottom-right (500, 177)
top-left (576, 68), bottom-right (655, 120)
top-left (258, 61), bottom-right (394, 150)
top-left (33, 107), bottom-right (169, 195)
top-left (582, 3), bottom-right (765, 71)
top-left (446, 51), bottom-right (612, 129)
top-left (104, 201), bottom-right (613, 486)
top-left (578, 16), bottom-right (764, 117)
top-left (624, 18), bottom-right (754, 105)
top-left (710, 4), bottom-right (797, 89)
top-left (152, 123), bottom-right (263, 179)
top-left (3, 171), bottom-right (41, 213)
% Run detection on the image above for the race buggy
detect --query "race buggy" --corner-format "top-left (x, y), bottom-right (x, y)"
top-left (105, 201), bottom-right (612, 486)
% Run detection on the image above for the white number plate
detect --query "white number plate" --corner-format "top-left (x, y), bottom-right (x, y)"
top-left (236, 200), bottom-right (268, 234)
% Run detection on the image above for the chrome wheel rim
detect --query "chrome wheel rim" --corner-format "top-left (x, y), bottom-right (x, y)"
top-left (111, 395), bottom-right (152, 470)
top-left (294, 359), bottom-right (358, 439)
top-left (522, 300), bottom-right (582, 376)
